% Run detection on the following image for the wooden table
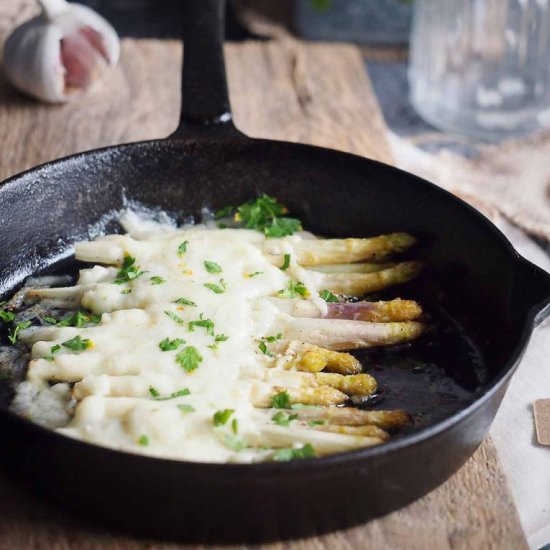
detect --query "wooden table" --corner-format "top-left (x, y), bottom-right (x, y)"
top-left (0, 5), bottom-right (527, 548)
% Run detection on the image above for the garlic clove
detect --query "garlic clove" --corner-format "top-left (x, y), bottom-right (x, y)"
top-left (2, 1), bottom-right (120, 103)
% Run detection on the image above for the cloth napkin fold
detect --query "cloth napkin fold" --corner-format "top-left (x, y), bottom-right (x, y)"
top-left (489, 220), bottom-right (550, 550)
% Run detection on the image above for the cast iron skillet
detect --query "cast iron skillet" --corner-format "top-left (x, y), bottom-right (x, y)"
top-left (0, 0), bottom-right (549, 543)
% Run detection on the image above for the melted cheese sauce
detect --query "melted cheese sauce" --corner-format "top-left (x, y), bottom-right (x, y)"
top-left (13, 217), bottom-right (333, 463)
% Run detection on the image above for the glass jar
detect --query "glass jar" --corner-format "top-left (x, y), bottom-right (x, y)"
top-left (409, 0), bottom-right (550, 140)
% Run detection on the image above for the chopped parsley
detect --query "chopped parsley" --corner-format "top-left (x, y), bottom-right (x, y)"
top-left (121, 289), bottom-right (132, 294)
top-left (150, 276), bottom-right (165, 285)
top-left (247, 271), bottom-right (263, 278)
top-left (61, 335), bottom-right (93, 351)
top-left (272, 411), bottom-right (298, 427)
top-left (44, 343), bottom-right (62, 362)
top-left (138, 435), bottom-right (149, 447)
top-left (149, 387), bottom-right (191, 400)
top-left (188, 315), bottom-right (215, 336)
top-left (319, 289), bottom-right (339, 303)
top-left (258, 341), bottom-right (273, 357)
top-left (113, 254), bottom-right (144, 284)
top-left (264, 333), bottom-right (282, 343)
top-left (272, 443), bottom-right (315, 462)
top-left (51, 311), bottom-right (102, 328)
top-left (176, 346), bottom-right (203, 373)
top-left (271, 390), bottom-right (291, 409)
top-left (231, 418), bottom-right (239, 435)
top-left (277, 280), bottom-right (309, 299)
top-left (204, 260), bottom-right (222, 274)
top-left (215, 334), bottom-right (229, 342)
top-left (213, 409), bottom-right (234, 426)
top-left (280, 254), bottom-right (291, 271)
top-left (178, 240), bottom-right (189, 255)
top-left (235, 195), bottom-right (301, 238)
top-left (308, 419), bottom-right (326, 427)
top-left (158, 337), bottom-right (186, 351)
top-left (214, 205), bottom-right (234, 219)
top-left (218, 430), bottom-right (247, 452)
top-left (173, 297), bottom-right (196, 307)
top-left (7, 320), bottom-right (32, 344)
top-left (203, 279), bottom-right (226, 294)
top-left (0, 309), bottom-right (15, 323)
top-left (177, 403), bottom-right (195, 413)
top-left (164, 310), bottom-right (185, 325)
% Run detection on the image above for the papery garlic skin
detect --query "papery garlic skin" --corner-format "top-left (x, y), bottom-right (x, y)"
top-left (3, 1), bottom-right (120, 103)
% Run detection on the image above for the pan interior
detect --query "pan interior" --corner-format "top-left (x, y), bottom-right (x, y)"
top-left (0, 139), bottom-right (530, 441)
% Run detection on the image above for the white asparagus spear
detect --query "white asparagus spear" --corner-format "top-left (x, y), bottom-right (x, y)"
top-left (282, 318), bottom-right (424, 350)
top-left (279, 341), bottom-right (363, 374)
top-left (248, 424), bottom-right (384, 454)
top-left (281, 407), bottom-right (411, 429)
top-left (310, 262), bottom-right (395, 274)
top-left (291, 233), bottom-right (416, 266)
top-left (269, 297), bottom-right (422, 323)
top-left (318, 261), bottom-right (422, 295)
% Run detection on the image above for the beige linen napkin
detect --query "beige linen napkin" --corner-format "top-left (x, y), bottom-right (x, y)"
top-left (390, 133), bottom-right (550, 549)
top-left (490, 220), bottom-right (550, 550)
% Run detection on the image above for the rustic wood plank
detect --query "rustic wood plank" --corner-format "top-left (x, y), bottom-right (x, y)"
top-left (0, 10), bottom-right (526, 548)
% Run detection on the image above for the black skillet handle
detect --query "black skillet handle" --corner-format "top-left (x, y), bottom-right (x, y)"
top-left (517, 258), bottom-right (550, 328)
top-left (169, 0), bottom-right (246, 141)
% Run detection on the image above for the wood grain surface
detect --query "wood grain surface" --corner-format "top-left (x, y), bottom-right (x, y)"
top-left (0, 9), bottom-right (527, 549)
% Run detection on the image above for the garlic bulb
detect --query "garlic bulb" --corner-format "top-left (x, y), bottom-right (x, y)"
top-left (3, 0), bottom-right (120, 103)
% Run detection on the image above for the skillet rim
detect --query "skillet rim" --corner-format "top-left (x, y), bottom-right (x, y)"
top-left (0, 136), bottom-right (548, 473)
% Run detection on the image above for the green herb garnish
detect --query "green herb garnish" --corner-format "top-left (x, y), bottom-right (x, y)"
top-left (231, 418), bottom-right (239, 435)
top-left (178, 241), bottom-right (189, 255)
top-left (319, 289), bottom-right (339, 303)
top-left (247, 271), bottom-right (263, 278)
top-left (173, 297), bottom-right (197, 307)
top-left (214, 205), bottom-right (234, 219)
top-left (158, 337), bottom-right (186, 351)
top-left (121, 288), bottom-right (132, 294)
top-left (7, 320), bottom-right (32, 345)
top-left (271, 390), bottom-right (291, 409)
top-left (308, 420), bottom-right (326, 427)
top-left (177, 404), bottom-right (195, 413)
top-left (258, 341), bottom-right (274, 357)
top-left (138, 435), bottom-right (149, 447)
top-left (150, 276), bottom-right (165, 285)
top-left (218, 430), bottom-right (247, 452)
top-left (272, 411), bottom-right (298, 427)
top-left (273, 443), bottom-right (315, 462)
top-left (56, 311), bottom-right (101, 328)
top-left (188, 314), bottom-right (215, 336)
top-left (235, 195), bottom-right (301, 238)
top-left (50, 344), bottom-right (61, 354)
top-left (164, 310), bottom-right (185, 325)
top-left (61, 335), bottom-right (93, 351)
top-left (176, 346), bottom-right (203, 373)
top-left (0, 309), bottom-right (16, 323)
top-left (203, 280), bottom-right (226, 294)
top-left (204, 260), bottom-right (222, 274)
top-left (277, 280), bottom-right (309, 299)
top-left (280, 254), bottom-right (291, 271)
top-left (215, 334), bottom-right (229, 342)
top-left (113, 254), bottom-right (144, 284)
top-left (213, 409), bottom-right (234, 426)
top-left (264, 333), bottom-right (282, 343)
top-left (150, 387), bottom-right (191, 400)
